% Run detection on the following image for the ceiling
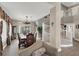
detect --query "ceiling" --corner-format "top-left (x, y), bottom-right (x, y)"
top-left (62, 2), bottom-right (79, 8)
top-left (0, 2), bottom-right (53, 22)
top-left (0, 2), bottom-right (79, 22)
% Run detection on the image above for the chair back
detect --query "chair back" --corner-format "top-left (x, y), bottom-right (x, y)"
top-left (34, 33), bottom-right (37, 42)
top-left (17, 33), bottom-right (21, 41)
top-left (27, 33), bottom-right (34, 46)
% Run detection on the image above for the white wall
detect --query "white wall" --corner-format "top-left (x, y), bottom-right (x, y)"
top-left (9, 23), bottom-right (12, 37)
top-left (16, 22), bottom-right (31, 34)
top-left (36, 14), bottom-right (50, 40)
top-left (71, 6), bottom-right (79, 16)
top-left (42, 23), bottom-right (50, 43)
top-left (73, 15), bottom-right (79, 41)
top-left (1, 20), bottom-right (7, 49)
top-left (61, 16), bottom-right (74, 23)
top-left (30, 22), bottom-right (36, 34)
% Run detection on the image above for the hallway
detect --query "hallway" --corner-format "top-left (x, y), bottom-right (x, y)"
top-left (2, 39), bottom-right (18, 56)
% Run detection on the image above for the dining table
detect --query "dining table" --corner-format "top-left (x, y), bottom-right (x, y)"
top-left (20, 34), bottom-right (27, 39)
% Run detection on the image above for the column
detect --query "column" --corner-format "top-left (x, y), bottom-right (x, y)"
top-left (50, 2), bottom-right (61, 52)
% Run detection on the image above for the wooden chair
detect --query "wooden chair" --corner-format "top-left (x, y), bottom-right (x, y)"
top-left (26, 33), bottom-right (35, 47)
top-left (17, 33), bottom-right (27, 49)
top-left (34, 33), bottom-right (37, 42)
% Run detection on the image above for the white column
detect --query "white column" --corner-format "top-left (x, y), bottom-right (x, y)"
top-left (42, 23), bottom-right (44, 41)
top-left (50, 2), bottom-right (61, 52)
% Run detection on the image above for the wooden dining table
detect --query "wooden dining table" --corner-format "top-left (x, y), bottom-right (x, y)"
top-left (18, 34), bottom-right (27, 48)
top-left (20, 34), bottom-right (27, 43)
top-left (20, 34), bottom-right (26, 39)
top-left (18, 33), bottom-right (35, 48)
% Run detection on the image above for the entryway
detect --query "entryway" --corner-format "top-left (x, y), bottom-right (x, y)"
top-left (61, 23), bottom-right (75, 47)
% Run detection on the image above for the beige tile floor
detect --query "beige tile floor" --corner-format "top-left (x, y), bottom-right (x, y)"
top-left (1, 39), bottom-right (79, 56)
top-left (59, 40), bottom-right (79, 56)
top-left (2, 39), bottom-right (18, 56)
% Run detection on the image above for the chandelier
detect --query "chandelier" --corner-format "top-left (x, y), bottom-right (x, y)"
top-left (24, 16), bottom-right (30, 24)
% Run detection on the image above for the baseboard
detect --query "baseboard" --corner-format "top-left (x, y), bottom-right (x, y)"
top-left (61, 44), bottom-right (73, 47)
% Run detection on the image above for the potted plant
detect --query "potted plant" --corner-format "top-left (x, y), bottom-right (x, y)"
top-left (37, 26), bottom-right (42, 38)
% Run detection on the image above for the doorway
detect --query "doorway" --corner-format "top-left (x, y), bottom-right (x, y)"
top-left (61, 23), bottom-right (75, 47)
top-left (12, 26), bottom-right (17, 40)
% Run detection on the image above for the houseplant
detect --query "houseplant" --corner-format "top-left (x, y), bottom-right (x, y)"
top-left (37, 26), bottom-right (42, 34)
top-left (37, 26), bottom-right (42, 39)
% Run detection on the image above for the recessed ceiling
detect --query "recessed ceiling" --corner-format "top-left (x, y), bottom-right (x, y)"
top-left (62, 2), bottom-right (79, 8)
top-left (0, 2), bottom-right (53, 21)
top-left (0, 2), bottom-right (79, 22)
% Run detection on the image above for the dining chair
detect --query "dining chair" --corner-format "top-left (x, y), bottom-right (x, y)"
top-left (17, 33), bottom-right (27, 49)
top-left (26, 33), bottom-right (35, 47)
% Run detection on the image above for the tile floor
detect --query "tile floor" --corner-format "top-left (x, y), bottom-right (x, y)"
top-left (2, 39), bottom-right (18, 56)
top-left (59, 40), bottom-right (79, 56)
top-left (1, 39), bottom-right (79, 56)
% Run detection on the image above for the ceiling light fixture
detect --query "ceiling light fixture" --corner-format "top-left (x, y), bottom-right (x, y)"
top-left (24, 16), bottom-right (30, 24)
